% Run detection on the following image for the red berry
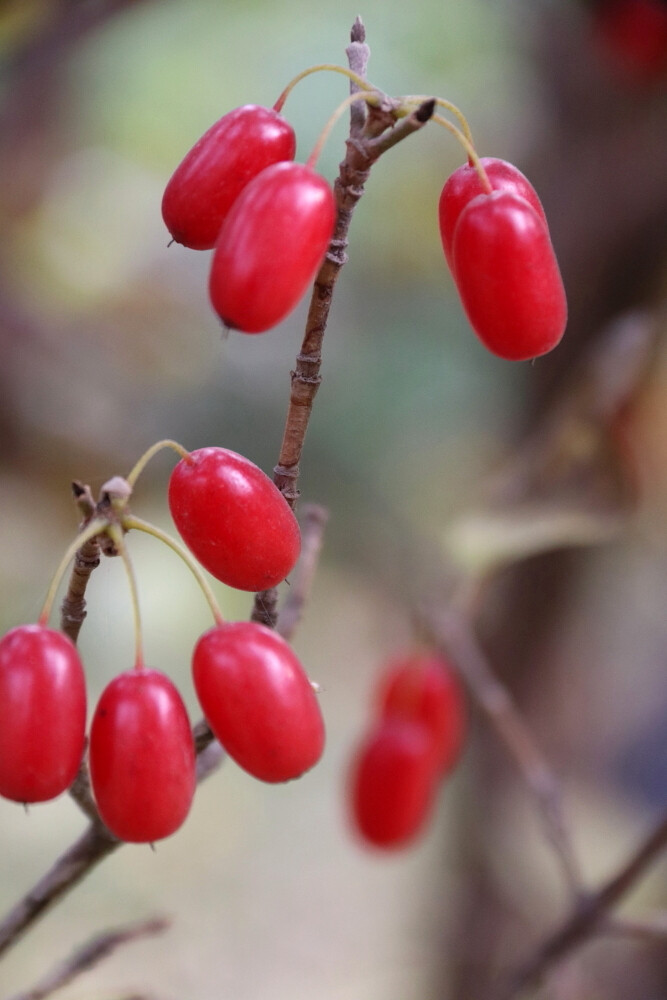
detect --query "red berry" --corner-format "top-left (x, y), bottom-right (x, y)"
top-left (192, 622), bottom-right (325, 783)
top-left (376, 653), bottom-right (466, 775)
top-left (348, 718), bottom-right (438, 849)
top-left (591, 0), bottom-right (667, 83)
top-left (439, 157), bottom-right (547, 273)
top-left (0, 625), bottom-right (86, 803)
top-left (89, 668), bottom-right (196, 842)
top-left (451, 190), bottom-right (567, 361)
top-left (208, 161), bottom-right (336, 333)
top-left (168, 447), bottom-right (301, 591)
top-left (162, 105), bottom-right (296, 250)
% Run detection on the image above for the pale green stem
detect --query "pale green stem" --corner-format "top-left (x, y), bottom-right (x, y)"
top-left (273, 63), bottom-right (376, 113)
top-left (106, 524), bottom-right (145, 669)
top-left (123, 515), bottom-right (224, 626)
top-left (125, 439), bottom-right (190, 490)
top-left (432, 112), bottom-right (492, 193)
top-left (38, 519), bottom-right (109, 626)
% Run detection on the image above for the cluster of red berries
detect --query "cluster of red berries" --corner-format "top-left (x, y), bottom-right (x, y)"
top-left (347, 652), bottom-right (466, 849)
top-left (438, 157), bottom-right (568, 362)
top-left (162, 93), bottom-right (568, 363)
top-left (0, 446), bottom-right (324, 843)
top-left (2, 72), bottom-right (570, 855)
top-left (162, 104), bottom-right (336, 334)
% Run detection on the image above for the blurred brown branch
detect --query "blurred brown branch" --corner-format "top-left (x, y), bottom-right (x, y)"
top-left (430, 310), bottom-right (662, 998)
top-left (4, 916), bottom-right (169, 1000)
top-left (499, 811), bottom-right (667, 998)
top-left (278, 503), bottom-right (330, 642)
top-left (430, 609), bottom-right (584, 899)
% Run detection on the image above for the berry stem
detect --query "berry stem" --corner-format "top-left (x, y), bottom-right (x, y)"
top-left (431, 113), bottom-right (492, 193)
top-left (273, 63), bottom-right (376, 113)
top-left (106, 524), bottom-right (145, 670)
top-left (305, 89), bottom-right (381, 170)
top-left (125, 439), bottom-right (190, 490)
top-left (38, 519), bottom-right (109, 627)
top-left (123, 515), bottom-right (225, 626)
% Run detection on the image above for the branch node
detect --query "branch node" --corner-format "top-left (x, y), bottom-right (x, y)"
top-left (274, 464), bottom-right (300, 480)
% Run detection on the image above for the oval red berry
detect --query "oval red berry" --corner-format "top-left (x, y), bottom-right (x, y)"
top-left (168, 447), bottom-right (301, 591)
top-left (192, 622), bottom-right (325, 783)
top-left (162, 105), bottom-right (296, 250)
top-left (89, 668), bottom-right (196, 843)
top-left (209, 161), bottom-right (336, 333)
top-left (452, 190), bottom-right (567, 361)
top-left (0, 625), bottom-right (87, 803)
top-left (439, 157), bottom-right (547, 273)
top-left (376, 652), bottom-right (466, 775)
top-left (348, 718), bottom-right (438, 849)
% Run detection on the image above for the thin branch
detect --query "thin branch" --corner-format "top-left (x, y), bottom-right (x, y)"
top-left (67, 752), bottom-right (99, 824)
top-left (250, 587), bottom-right (279, 629)
top-left (365, 98), bottom-right (436, 155)
top-left (428, 609), bottom-right (584, 899)
top-left (271, 97), bottom-right (433, 506)
top-left (499, 811), bottom-right (667, 998)
top-left (602, 911), bottom-right (667, 941)
top-left (59, 482), bottom-right (101, 644)
top-left (346, 16), bottom-right (370, 134)
top-left (251, 20), bottom-right (433, 625)
top-left (4, 917), bottom-right (169, 1000)
top-left (0, 735), bottom-right (222, 962)
top-left (278, 503), bottom-right (329, 642)
top-left (0, 823), bottom-right (120, 961)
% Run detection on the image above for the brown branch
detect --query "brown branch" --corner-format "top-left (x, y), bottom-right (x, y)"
top-left (272, 97), bottom-right (433, 503)
top-left (346, 17), bottom-right (369, 134)
top-left (499, 811), bottom-right (667, 998)
top-left (602, 911), bottom-right (667, 941)
top-left (0, 822), bottom-right (120, 961)
top-left (252, 19), bottom-right (433, 625)
top-left (67, 751), bottom-right (100, 823)
top-left (59, 483), bottom-right (101, 644)
top-left (4, 917), bottom-right (169, 1000)
top-left (428, 609), bottom-right (585, 899)
top-left (0, 733), bottom-right (223, 962)
top-left (278, 503), bottom-right (329, 642)
top-left (250, 587), bottom-right (279, 629)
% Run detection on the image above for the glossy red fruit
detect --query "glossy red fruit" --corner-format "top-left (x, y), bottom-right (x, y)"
top-left (168, 447), bottom-right (300, 591)
top-left (209, 161), bottom-right (336, 333)
top-left (192, 622), bottom-right (325, 783)
top-left (162, 105), bottom-right (296, 250)
top-left (377, 653), bottom-right (466, 775)
top-left (591, 0), bottom-right (667, 83)
top-left (89, 668), bottom-right (195, 842)
top-left (0, 625), bottom-right (86, 803)
top-left (439, 157), bottom-right (547, 272)
top-left (452, 190), bottom-right (567, 361)
top-left (348, 718), bottom-right (438, 849)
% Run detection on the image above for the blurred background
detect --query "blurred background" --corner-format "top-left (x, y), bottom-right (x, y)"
top-left (0, 1), bottom-right (665, 998)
